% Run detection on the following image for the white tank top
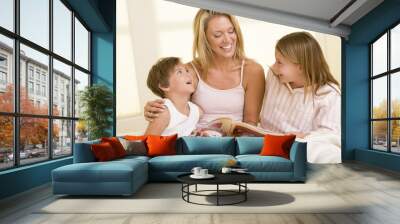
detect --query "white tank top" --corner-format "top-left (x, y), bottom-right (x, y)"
top-left (161, 98), bottom-right (200, 137)
top-left (190, 60), bottom-right (245, 127)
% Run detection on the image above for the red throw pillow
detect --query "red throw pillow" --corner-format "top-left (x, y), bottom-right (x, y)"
top-left (146, 134), bottom-right (178, 157)
top-left (91, 142), bottom-right (117, 161)
top-left (259, 134), bottom-right (296, 159)
top-left (101, 137), bottom-right (126, 158)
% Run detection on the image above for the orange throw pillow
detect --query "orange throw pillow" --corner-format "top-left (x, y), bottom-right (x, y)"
top-left (101, 137), bottom-right (127, 158)
top-left (259, 134), bottom-right (296, 159)
top-left (91, 142), bottom-right (117, 161)
top-left (146, 134), bottom-right (178, 157)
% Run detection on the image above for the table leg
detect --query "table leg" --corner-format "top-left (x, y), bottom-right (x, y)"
top-left (245, 183), bottom-right (247, 201)
top-left (195, 184), bottom-right (197, 192)
top-left (217, 184), bottom-right (219, 206)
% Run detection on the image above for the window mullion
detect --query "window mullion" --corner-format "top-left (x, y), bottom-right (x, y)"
top-left (49, 0), bottom-right (54, 160)
top-left (71, 10), bottom-right (76, 155)
top-left (388, 30), bottom-right (391, 152)
top-left (13, 0), bottom-right (21, 167)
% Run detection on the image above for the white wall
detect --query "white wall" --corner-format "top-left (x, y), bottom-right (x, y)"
top-left (116, 0), bottom-right (341, 135)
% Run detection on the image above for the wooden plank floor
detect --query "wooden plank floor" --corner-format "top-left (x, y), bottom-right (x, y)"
top-left (0, 162), bottom-right (399, 224)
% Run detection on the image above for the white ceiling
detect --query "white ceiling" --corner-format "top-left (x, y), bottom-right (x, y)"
top-left (166, 0), bottom-right (384, 37)
top-left (227, 0), bottom-right (352, 23)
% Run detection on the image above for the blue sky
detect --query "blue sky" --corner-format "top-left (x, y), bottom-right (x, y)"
top-left (0, 0), bottom-right (88, 72)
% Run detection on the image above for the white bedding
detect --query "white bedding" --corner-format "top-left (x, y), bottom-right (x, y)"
top-left (299, 131), bottom-right (342, 164)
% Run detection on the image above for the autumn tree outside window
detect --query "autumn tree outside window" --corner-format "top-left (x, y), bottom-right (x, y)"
top-left (0, 0), bottom-right (91, 170)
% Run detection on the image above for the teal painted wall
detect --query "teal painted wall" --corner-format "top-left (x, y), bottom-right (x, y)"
top-left (91, 32), bottom-right (115, 135)
top-left (0, 158), bottom-right (72, 199)
top-left (0, 0), bottom-right (116, 200)
top-left (344, 0), bottom-right (400, 171)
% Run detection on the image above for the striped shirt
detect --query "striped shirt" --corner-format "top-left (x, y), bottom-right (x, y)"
top-left (260, 69), bottom-right (341, 135)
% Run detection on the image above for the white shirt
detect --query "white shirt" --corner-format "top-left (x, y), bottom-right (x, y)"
top-left (162, 99), bottom-right (200, 137)
top-left (260, 69), bottom-right (341, 135)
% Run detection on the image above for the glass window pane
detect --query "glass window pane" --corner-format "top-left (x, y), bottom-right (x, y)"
top-left (75, 120), bottom-right (88, 143)
top-left (20, 117), bottom-right (49, 165)
top-left (392, 120), bottom-right (400, 153)
top-left (53, 0), bottom-right (72, 60)
top-left (74, 69), bottom-right (89, 118)
top-left (20, 44), bottom-right (49, 115)
top-left (372, 121), bottom-right (388, 151)
top-left (391, 72), bottom-right (400, 118)
top-left (53, 119), bottom-right (72, 158)
top-left (372, 77), bottom-right (387, 119)
top-left (0, 116), bottom-right (13, 170)
top-left (53, 59), bottom-right (72, 117)
top-left (75, 18), bottom-right (89, 69)
top-left (20, 0), bottom-right (49, 49)
top-left (391, 24), bottom-right (400, 70)
top-left (0, 34), bottom-right (14, 113)
top-left (0, 0), bottom-right (14, 31)
top-left (372, 33), bottom-right (387, 76)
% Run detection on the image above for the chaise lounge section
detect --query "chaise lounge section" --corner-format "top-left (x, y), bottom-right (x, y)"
top-left (52, 137), bottom-right (307, 196)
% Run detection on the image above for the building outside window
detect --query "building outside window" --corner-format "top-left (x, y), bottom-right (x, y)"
top-left (28, 67), bottom-right (34, 80)
top-left (42, 85), bottom-right (46, 97)
top-left (28, 81), bottom-right (34, 94)
top-left (0, 0), bottom-right (91, 170)
top-left (0, 54), bottom-right (7, 89)
top-left (0, 71), bottom-right (6, 84)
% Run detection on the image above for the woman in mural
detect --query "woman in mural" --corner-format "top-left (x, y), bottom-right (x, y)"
top-left (144, 9), bottom-right (266, 128)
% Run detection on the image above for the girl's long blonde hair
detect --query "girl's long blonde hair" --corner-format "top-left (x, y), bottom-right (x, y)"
top-left (276, 32), bottom-right (340, 96)
top-left (192, 9), bottom-right (245, 72)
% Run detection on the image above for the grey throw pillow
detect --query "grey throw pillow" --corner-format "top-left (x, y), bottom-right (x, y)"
top-left (118, 137), bottom-right (147, 156)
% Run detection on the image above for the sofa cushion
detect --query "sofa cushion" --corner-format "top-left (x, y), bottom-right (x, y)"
top-left (52, 158), bottom-right (147, 183)
top-left (260, 134), bottom-right (296, 159)
top-left (148, 154), bottom-right (235, 172)
top-left (91, 142), bottom-right (118, 161)
top-left (146, 134), bottom-right (178, 157)
top-left (119, 138), bottom-right (147, 156)
top-left (236, 155), bottom-right (293, 172)
top-left (177, 137), bottom-right (235, 155)
top-left (74, 140), bottom-right (100, 163)
top-left (101, 137), bottom-right (127, 158)
top-left (235, 137), bottom-right (263, 155)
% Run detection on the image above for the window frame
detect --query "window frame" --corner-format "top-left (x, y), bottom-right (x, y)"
top-left (0, 0), bottom-right (92, 171)
top-left (370, 20), bottom-right (400, 154)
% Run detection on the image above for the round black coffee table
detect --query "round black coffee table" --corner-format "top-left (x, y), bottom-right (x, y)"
top-left (177, 173), bottom-right (255, 206)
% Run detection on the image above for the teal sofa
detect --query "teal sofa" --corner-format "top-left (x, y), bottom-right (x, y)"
top-left (52, 137), bottom-right (307, 196)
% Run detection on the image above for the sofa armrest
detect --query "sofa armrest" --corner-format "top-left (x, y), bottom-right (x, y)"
top-left (73, 140), bottom-right (100, 163)
top-left (289, 141), bottom-right (307, 181)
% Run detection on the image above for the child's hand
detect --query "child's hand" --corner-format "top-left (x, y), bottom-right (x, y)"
top-left (190, 128), bottom-right (203, 136)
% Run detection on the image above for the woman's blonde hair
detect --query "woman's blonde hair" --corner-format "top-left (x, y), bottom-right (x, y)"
top-left (276, 32), bottom-right (340, 96)
top-left (192, 9), bottom-right (245, 71)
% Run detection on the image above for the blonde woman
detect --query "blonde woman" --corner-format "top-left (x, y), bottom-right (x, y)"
top-left (144, 9), bottom-right (265, 128)
top-left (261, 32), bottom-right (341, 163)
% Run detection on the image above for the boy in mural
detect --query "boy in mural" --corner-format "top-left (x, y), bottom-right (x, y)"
top-left (145, 57), bottom-right (203, 137)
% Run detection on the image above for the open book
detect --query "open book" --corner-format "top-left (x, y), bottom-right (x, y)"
top-left (192, 117), bottom-right (278, 137)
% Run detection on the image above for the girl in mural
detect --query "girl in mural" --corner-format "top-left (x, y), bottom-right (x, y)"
top-left (260, 31), bottom-right (341, 163)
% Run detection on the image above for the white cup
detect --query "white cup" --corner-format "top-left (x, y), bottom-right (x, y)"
top-left (200, 169), bottom-right (208, 176)
top-left (191, 167), bottom-right (202, 176)
top-left (221, 167), bottom-right (232, 174)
